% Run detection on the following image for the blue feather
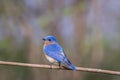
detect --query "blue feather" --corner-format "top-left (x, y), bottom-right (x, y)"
top-left (44, 44), bottom-right (77, 70)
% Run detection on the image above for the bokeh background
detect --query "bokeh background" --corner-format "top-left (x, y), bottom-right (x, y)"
top-left (0, 0), bottom-right (120, 80)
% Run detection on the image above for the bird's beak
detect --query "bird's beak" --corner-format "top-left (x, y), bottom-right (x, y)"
top-left (43, 38), bottom-right (45, 41)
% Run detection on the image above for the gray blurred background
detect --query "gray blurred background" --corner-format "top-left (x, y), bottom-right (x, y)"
top-left (0, 0), bottom-right (120, 80)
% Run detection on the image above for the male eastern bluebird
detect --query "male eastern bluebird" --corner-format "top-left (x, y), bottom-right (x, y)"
top-left (43, 35), bottom-right (77, 71)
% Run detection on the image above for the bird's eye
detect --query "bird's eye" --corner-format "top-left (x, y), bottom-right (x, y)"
top-left (48, 39), bottom-right (51, 41)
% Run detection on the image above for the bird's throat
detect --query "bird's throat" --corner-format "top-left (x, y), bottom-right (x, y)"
top-left (43, 41), bottom-right (56, 48)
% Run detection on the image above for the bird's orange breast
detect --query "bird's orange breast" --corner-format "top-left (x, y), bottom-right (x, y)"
top-left (43, 41), bottom-right (56, 48)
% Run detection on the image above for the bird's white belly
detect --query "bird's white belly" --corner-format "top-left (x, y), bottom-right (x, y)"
top-left (45, 54), bottom-right (57, 63)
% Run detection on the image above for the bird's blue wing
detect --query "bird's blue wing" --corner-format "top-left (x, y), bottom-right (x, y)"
top-left (44, 44), bottom-right (66, 63)
top-left (44, 44), bottom-right (77, 70)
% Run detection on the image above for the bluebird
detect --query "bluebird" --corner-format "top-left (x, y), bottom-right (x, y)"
top-left (43, 35), bottom-right (77, 70)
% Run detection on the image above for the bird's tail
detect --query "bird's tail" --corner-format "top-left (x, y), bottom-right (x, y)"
top-left (68, 63), bottom-right (77, 71)
top-left (64, 59), bottom-right (77, 71)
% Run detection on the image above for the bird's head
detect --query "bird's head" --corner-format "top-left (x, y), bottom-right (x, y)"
top-left (43, 35), bottom-right (58, 46)
top-left (43, 35), bottom-right (57, 42)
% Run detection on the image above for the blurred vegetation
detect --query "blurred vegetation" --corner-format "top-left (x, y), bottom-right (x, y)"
top-left (0, 0), bottom-right (120, 80)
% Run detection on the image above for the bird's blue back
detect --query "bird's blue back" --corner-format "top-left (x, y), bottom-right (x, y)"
top-left (44, 43), bottom-right (66, 63)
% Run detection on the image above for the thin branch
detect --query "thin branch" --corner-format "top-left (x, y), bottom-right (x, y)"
top-left (0, 61), bottom-right (119, 76)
